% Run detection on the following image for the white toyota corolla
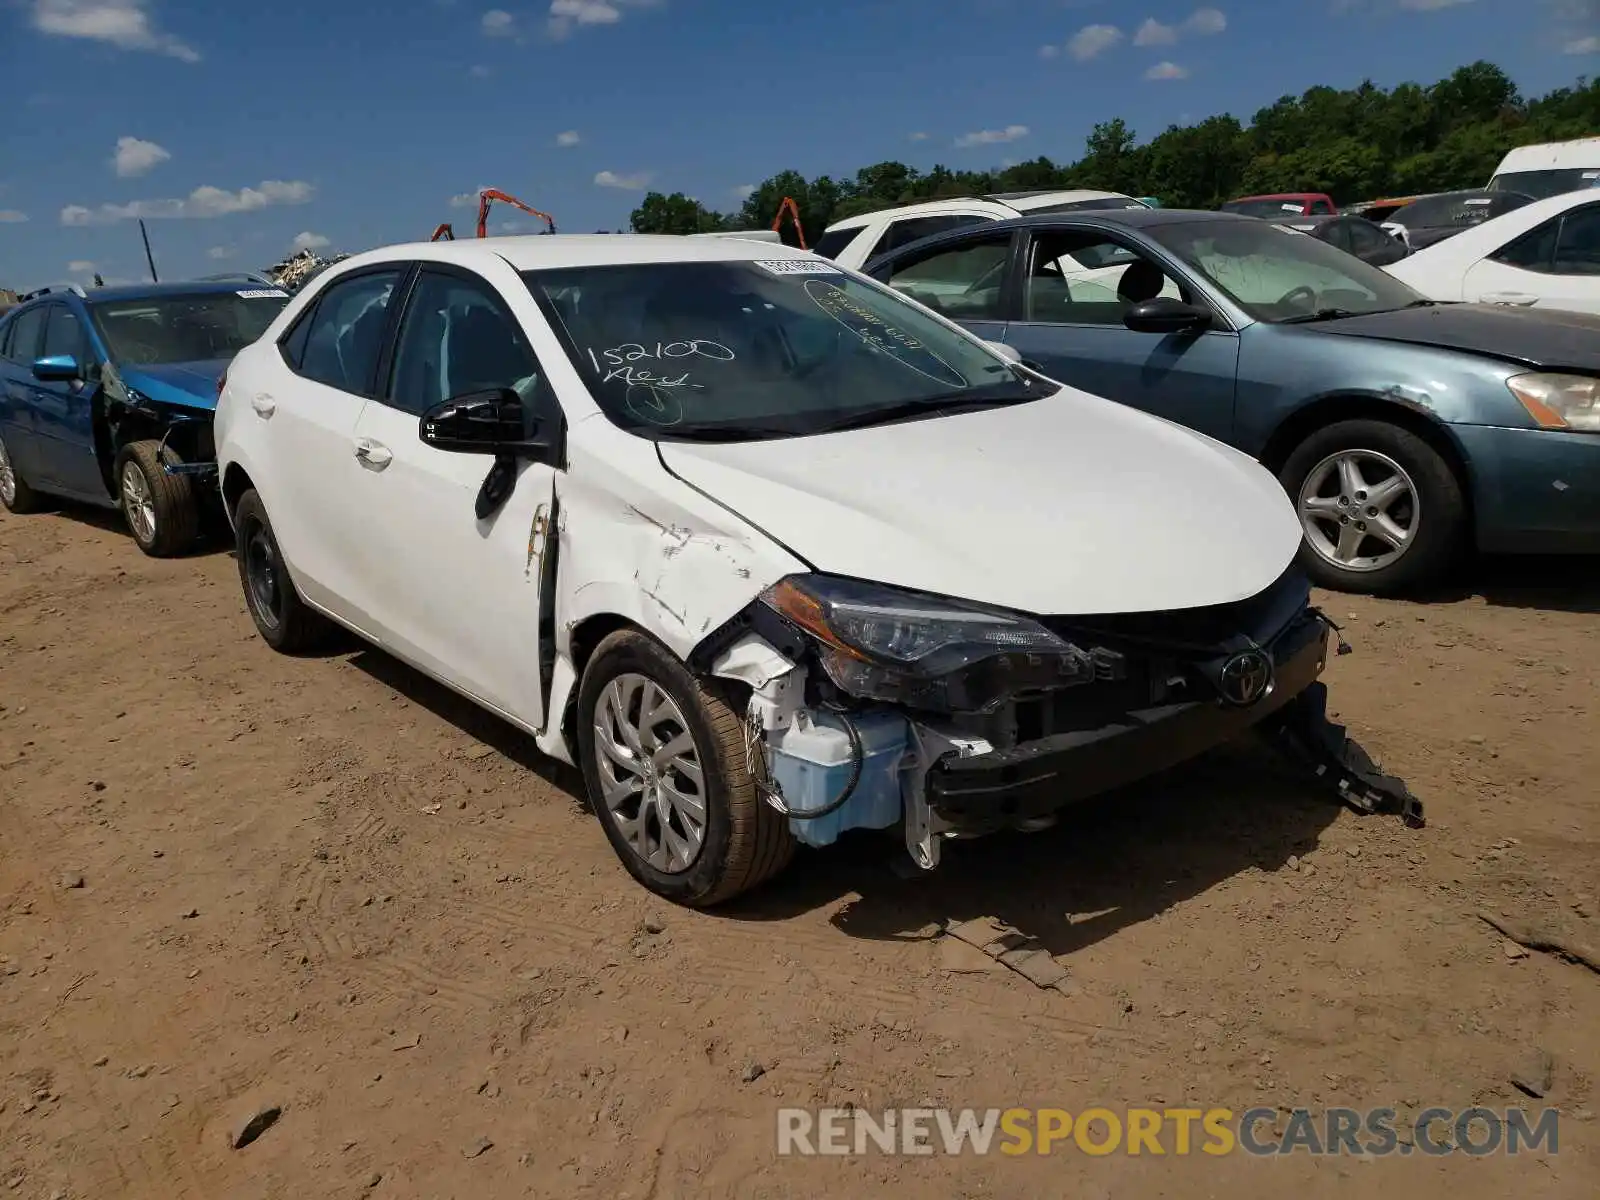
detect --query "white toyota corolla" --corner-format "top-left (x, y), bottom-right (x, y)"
top-left (216, 234), bottom-right (1414, 906)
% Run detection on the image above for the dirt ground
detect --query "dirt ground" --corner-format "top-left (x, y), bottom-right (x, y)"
top-left (1, 502), bottom-right (1597, 1200)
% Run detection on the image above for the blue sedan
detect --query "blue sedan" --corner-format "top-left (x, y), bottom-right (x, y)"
top-left (863, 209), bottom-right (1600, 593)
top-left (0, 280), bottom-right (288, 555)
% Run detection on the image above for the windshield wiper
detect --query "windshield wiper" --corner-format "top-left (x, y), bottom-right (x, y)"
top-left (1279, 307), bottom-right (1359, 324)
top-left (807, 390), bottom-right (1035, 435)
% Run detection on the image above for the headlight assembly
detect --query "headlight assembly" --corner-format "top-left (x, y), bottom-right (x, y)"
top-left (1507, 373), bottom-right (1599, 434)
top-left (760, 574), bottom-right (1096, 713)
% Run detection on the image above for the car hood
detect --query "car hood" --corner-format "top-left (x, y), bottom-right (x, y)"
top-left (1311, 304), bottom-right (1600, 372)
top-left (119, 359), bottom-right (229, 412)
top-left (657, 388), bottom-right (1303, 616)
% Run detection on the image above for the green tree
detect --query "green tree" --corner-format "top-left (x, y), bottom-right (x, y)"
top-left (629, 192), bottom-right (729, 235)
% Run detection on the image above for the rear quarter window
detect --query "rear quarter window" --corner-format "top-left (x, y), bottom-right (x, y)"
top-left (812, 227), bottom-right (863, 260)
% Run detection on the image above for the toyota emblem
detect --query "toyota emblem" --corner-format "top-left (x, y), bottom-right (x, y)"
top-left (1219, 649), bottom-right (1274, 707)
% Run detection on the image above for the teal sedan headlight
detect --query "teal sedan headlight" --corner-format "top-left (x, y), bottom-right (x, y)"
top-left (1508, 373), bottom-right (1600, 434)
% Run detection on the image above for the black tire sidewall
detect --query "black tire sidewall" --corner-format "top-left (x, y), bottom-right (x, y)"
top-left (576, 631), bottom-right (741, 906)
top-left (1280, 418), bottom-right (1465, 595)
top-left (233, 490), bottom-right (293, 649)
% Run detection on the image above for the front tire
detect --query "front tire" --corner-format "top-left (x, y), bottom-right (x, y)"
top-left (1279, 418), bottom-right (1466, 595)
top-left (232, 488), bottom-right (331, 653)
top-left (0, 432), bottom-right (45, 514)
top-left (577, 629), bottom-right (796, 907)
top-left (115, 440), bottom-right (198, 557)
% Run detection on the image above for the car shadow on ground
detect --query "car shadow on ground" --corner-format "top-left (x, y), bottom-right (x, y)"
top-left (322, 634), bottom-right (1353, 957)
top-left (718, 739), bottom-right (1353, 957)
top-left (1460, 554), bottom-right (1600, 615)
top-left (343, 645), bottom-right (589, 804)
top-left (30, 499), bottom-right (233, 556)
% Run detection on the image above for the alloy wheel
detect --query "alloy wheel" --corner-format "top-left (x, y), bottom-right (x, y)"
top-left (0, 439), bottom-right (14, 507)
top-left (592, 673), bottom-right (708, 874)
top-left (1297, 449), bottom-right (1419, 574)
top-left (120, 460), bottom-right (157, 545)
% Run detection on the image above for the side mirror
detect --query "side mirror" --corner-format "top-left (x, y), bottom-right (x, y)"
top-left (32, 354), bottom-right (80, 382)
top-left (1123, 297), bottom-right (1212, 335)
top-left (418, 388), bottom-right (552, 459)
top-left (984, 340), bottom-right (1022, 364)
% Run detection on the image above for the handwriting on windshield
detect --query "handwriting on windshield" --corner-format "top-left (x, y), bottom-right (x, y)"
top-left (585, 340), bottom-right (735, 397)
top-left (803, 280), bottom-right (968, 390)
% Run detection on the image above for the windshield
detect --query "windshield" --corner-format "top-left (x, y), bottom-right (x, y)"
top-left (522, 260), bottom-right (1036, 441)
top-left (1147, 218), bottom-right (1422, 322)
top-left (91, 291), bottom-right (288, 364)
top-left (1393, 191), bottom-right (1532, 228)
top-left (1221, 198), bottom-right (1310, 217)
top-left (1488, 168), bottom-right (1600, 201)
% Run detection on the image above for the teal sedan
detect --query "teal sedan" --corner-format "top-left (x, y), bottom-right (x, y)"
top-left (864, 209), bottom-right (1599, 594)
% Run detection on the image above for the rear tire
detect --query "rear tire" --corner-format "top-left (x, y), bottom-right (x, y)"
top-left (0, 432), bottom-right (45, 514)
top-left (1279, 418), bottom-right (1466, 595)
top-left (233, 488), bottom-right (332, 653)
top-left (577, 629), bottom-right (796, 907)
top-left (115, 440), bottom-right (198, 557)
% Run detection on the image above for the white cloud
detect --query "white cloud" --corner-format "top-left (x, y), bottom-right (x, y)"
top-left (480, 8), bottom-right (516, 35)
top-left (555, 129), bottom-right (582, 147)
top-left (909, 131), bottom-right (929, 141)
top-left (0, 210), bottom-right (27, 223)
top-left (449, 185), bottom-right (493, 207)
top-left (1068, 23), bottom-right (1122, 60)
top-left (206, 245), bottom-right (235, 260)
top-left (68, 260), bottom-right (95, 272)
top-left (1184, 6), bottom-right (1227, 34)
top-left (733, 183), bottom-right (756, 199)
top-left (1564, 34), bottom-right (1599, 52)
top-left (1133, 18), bottom-right (1176, 45)
top-left (954, 124), bottom-right (1029, 148)
top-left (468, 63), bottom-right (492, 77)
top-left (594, 169), bottom-right (653, 189)
top-left (111, 135), bottom-right (170, 178)
top-left (547, 0), bottom-right (658, 39)
top-left (1145, 60), bottom-right (1189, 79)
top-left (1038, 43), bottom-right (1059, 57)
top-left (290, 231), bottom-right (330, 252)
top-left (59, 179), bottom-right (314, 225)
top-left (31, 0), bottom-right (199, 62)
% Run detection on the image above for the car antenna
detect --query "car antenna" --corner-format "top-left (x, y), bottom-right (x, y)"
top-left (138, 219), bottom-right (159, 283)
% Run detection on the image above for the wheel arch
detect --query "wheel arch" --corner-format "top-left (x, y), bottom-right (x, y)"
top-left (221, 461), bottom-right (256, 524)
top-left (1259, 392), bottom-right (1477, 528)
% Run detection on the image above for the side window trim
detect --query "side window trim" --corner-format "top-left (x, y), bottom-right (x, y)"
top-left (380, 262), bottom-right (544, 418)
top-left (279, 262), bottom-right (415, 396)
top-left (1015, 226), bottom-right (1235, 332)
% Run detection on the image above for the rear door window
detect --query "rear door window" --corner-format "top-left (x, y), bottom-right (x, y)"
top-left (867, 214), bottom-right (991, 262)
top-left (884, 231), bottom-right (1012, 320)
top-left (295, 271), bottom-right (404, 396)
top-left (1552, 205), bottom-right (1600, 275)
top-left (812, 227), bottom-right (864, 260)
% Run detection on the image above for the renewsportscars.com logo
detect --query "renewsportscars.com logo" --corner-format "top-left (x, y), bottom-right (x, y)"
top-left (776, 1106), bottom-right (1561, 1157)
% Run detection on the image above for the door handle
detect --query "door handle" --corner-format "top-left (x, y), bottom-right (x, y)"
top-left (1480, 292), bottom-right (1539, 306)
top-left (250, 393), bottom-right (276, 418)
top-left (353, 438), bottom-right (393, 469)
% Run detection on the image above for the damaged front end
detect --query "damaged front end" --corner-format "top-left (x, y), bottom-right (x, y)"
top-left (708, 569), bottom-right (1421, 873)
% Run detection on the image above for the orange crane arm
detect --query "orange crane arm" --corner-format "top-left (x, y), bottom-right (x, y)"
top-left (771, 196), bottom-right (807, 250)
top-left (429, 223), bottom-right (455, 242)
top-left (476, 189), bottom-right (557, 237)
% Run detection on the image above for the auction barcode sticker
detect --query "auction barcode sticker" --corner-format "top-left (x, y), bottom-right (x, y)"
top-left (237, 289), bottom-right (289, 299)
top-left (753, 260), bottom-right (843, 275)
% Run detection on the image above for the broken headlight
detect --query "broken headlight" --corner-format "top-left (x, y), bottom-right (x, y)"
top-left (1507, 373), bottom-right (1599, 433)
top-left (760, 574), bottom-right (1096, 713)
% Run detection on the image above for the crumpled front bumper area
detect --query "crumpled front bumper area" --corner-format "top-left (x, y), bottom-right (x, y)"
top-left (927, 607), bottom-right (1330, 832)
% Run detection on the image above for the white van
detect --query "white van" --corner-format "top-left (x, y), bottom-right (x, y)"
top-left (1486, 137), bottom-right (1600, 201)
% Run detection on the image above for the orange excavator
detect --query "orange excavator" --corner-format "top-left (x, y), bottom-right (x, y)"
top-left (771, 195), bottom-right (807, 249)
top-left (431, 188), bottom-right (557, 240)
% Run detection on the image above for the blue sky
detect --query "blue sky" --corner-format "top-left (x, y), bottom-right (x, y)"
top-left (0, 0), bottom-right (1594, 290)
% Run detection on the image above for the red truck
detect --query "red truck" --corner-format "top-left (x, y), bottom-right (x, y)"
top-left (1220, 192), bottom-right (1337, 217)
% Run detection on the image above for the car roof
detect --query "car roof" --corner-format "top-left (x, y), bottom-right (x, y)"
top-left (84, 280), bottom-right (283, 304)
top-left (823, 190), bottom-right (1134, 233)
top-left (324, 233), bottom-right (819, 277)
top-left (860, 208), bottom-right (1260, 268)
top-left (1227, 193), bottom-right (1326, 202)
